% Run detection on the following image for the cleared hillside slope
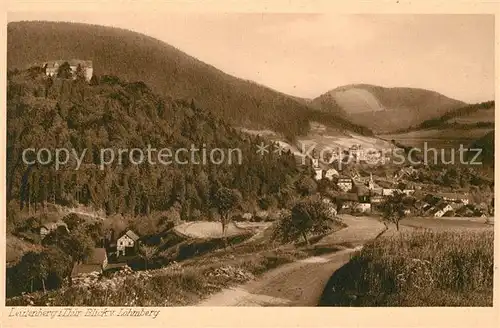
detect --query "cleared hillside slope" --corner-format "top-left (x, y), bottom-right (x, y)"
top-left (312, 84), bottom-right (466, 133)
top-left (8, 21), bottom-right (371, 140)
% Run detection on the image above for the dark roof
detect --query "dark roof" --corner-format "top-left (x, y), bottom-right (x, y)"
top-left (41, 220), bottom-right (68, 231)
top-left (435, 192), bottom-right (469, 200)
top-left (414, 200), bottom-right (429, 208)
top-left (119, 229), bottom-right (140, 242)
top-left (84, 248), bottom-right (107, 265)
top-left (434, 202), bottom-right (451, 211)
top-left (339, 193), bottom-right (359, 202)
top-left (71, 264), bottom-right (102, 276)
top-left (45, 59), bottom-right (92, 68)
top-left (105, 262), bottom-right (128, 271)
top-left (355, 184), bottom-right (370, 196)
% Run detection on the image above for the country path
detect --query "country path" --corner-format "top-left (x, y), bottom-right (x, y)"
top-left (197, 214), bottom-right (386, 306)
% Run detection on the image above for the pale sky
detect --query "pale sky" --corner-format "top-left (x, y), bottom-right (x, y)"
top-left (8, 13), bottom-right (495, 103)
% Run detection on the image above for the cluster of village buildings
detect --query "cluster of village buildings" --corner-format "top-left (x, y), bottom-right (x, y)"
top-left (40, 222), bottom-right (141, 278)
top-left (310, 154), bottom-right (483, 218)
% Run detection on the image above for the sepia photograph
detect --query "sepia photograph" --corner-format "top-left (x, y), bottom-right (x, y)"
top-left (2, 6), bottom-right (496, 319)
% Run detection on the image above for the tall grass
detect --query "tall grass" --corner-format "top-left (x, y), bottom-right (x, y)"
top-left (320, 230), bottom-right (494, 306)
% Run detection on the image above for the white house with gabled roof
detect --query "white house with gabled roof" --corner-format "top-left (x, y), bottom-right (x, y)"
top-left (116, 229), bottom-right (140, 256)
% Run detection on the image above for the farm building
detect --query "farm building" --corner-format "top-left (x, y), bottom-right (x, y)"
top-left (354, 202), bottom-right (371, 213)
top-left (428, 203), bottom-right (454, 218)
top-left (337, 176), bottom-right (353, 192)
top-left (382, 188), bottom-right (415, 196)
top-left (71, 248), bottom-right (108, 277)
top-left (44, 59), bottom-right (93, 81)
top-left (117, 230), bottom-right (140, 257)
top-left (434, 192), bottom-right (470, 205)
top-left (40, 221), bottom-right (69, 239)
top-left (314, 167), bottom-right (323, 181)
top-left (370, 195), bottom-right (385, 204)
top-left (324, 168), bottom-right (339, 180)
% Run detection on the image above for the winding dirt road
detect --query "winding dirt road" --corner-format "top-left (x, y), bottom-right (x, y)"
top-left (197, 215), bottom-right (386, 306)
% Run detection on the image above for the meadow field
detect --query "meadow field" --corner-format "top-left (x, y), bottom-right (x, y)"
top-left (319, 229), bottom-right (494, 306)
top-left (380, 127), bottom-right (492, 150)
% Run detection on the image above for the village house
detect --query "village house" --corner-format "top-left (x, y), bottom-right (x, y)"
top-left (435, 192), bottom-right (470, 205)
top-left (116, 230), bottom-right (141, 257)
top-left (314, 168), bottom-right (323, 181)
top-left (337, 193), bottom-right (359, 211)
top-left (40, 221), bottom-right (69, 239)
top-left (324, 168), bottom-right (339, 180)
top-left (44, 59), bottom-right (93, 81)
top-left (449, 201), bottom-right (466, 211)
top-left (370, 195), bottom-right (385, 204)
top-left (428, 202), bottom-right (454, 218)
top-left (337, 176), bottom-right (353, 192)
top-left (382, 188), bottom-right (415, 196)
top-left (71, 248), bottom-right (108, 277)
top-left (413, 200), bottom-right (430, 214)
top-left (456, 206), bottom-right (475, 217)
top-left (354, 202), bottom-right (371, 213)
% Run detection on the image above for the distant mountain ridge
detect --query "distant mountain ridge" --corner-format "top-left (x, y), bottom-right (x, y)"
top-left (7, 21), bottom-right (372, 140)
top-left (312, 84), bottom-right (467, 133)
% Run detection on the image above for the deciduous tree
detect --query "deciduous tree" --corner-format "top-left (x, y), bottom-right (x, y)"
top-left (295, 176), bottom-right (317, 196)
top-left (381, 190), bottom-right (406, 231)
top-left (273, 198), bottom-right (334, 245)
top-left (57, 62), bottom-right (72, 79)
top-left (213, 187), bottom-right (242, 245)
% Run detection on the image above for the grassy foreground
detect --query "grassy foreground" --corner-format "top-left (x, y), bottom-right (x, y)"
top-left (6, 245), bottom-right (305, 306)
top-left (6, 239), bottom-right (345, 306)
top-left (319, 230), bottom-right (494, 306)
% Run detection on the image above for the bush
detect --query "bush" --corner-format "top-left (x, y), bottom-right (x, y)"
top-left (272, 197), bottom-right (336, 244)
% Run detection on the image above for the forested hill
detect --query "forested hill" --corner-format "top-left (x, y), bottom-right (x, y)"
top-left (408, 100), bottom-right (495, 131)
top-left (7, 21), bottom-right (371, 140)
top-left (469, 130), bottom-right (494, 167)
top-left (7, 68), bottom-right (310, 218)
